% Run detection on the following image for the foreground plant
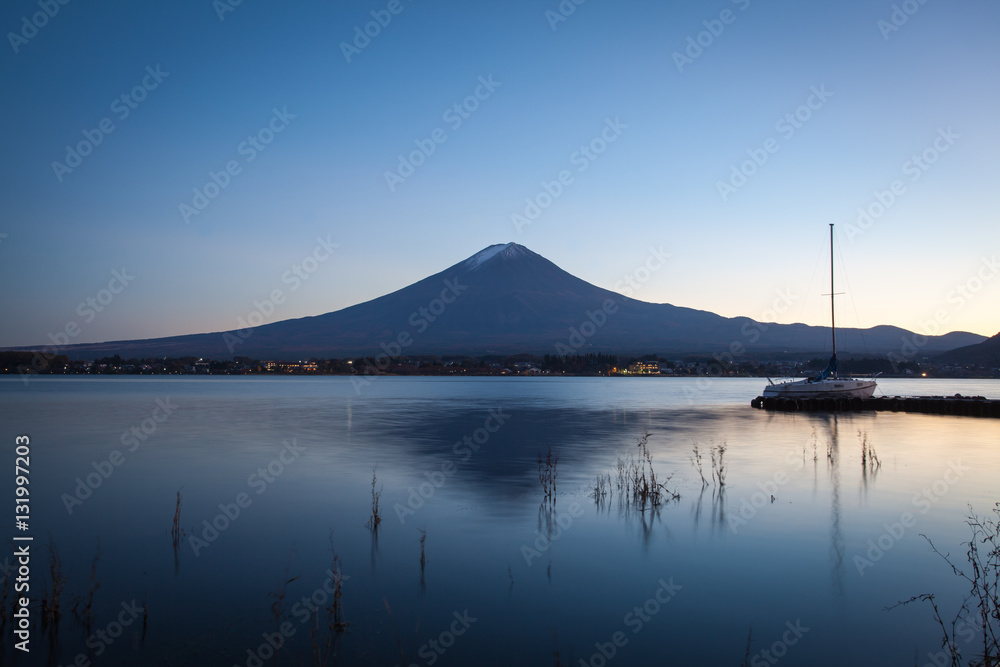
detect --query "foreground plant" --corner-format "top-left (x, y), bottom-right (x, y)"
top-left (592, 473), bottom-right (611, 502)
top-left (889, 503), bottom-right (1000, 666)
top-left (710, 442), bottom-right (727, 488)
top-left (690, 443), bottom-right (707, 488)
top-left (366, 467), bottom-right (382, 530)
top-left (312, 534), bottom-right (347, 667)
top-left (615, 432), bottom-right (679, 511)
top-left (859, 430), bottom-right (881, 473)
top-left (538, 447), bottom-right (558, 501)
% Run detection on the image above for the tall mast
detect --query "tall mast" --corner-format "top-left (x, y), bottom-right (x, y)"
top-left (829, 223), bottom-right (836, 358)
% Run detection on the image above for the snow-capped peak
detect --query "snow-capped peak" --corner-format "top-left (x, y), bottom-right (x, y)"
top-left (465, 243), bottom-right (530, 270)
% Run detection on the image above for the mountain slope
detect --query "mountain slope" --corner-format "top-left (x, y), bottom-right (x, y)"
top-left (934, 332), bottom-right (1000, 367)
top-left (9, 243), bottom-right (986, 360)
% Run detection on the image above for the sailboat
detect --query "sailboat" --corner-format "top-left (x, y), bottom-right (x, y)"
top-left (762, 224), bottom-right (878, 400)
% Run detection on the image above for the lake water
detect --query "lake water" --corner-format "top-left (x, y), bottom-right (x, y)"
top-left (1, 376), bottom-right (998, 666)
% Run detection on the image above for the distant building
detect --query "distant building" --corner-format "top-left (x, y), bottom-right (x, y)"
top-left (262, 360), bottom-right (316, 373)
top-left (628, 361), bottom-right (660, 375)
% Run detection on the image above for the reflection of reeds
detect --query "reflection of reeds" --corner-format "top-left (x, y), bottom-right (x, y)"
top-left (331, 554), bottom-right (346, 634)
top-left (382, 598), bottom-right (416, 667)
top-left (269, 554), bottom-right (300, 667)
top-left (72, 541), bottom-right (100, 633)
top-left (365, 468), bottom-right (382, 530)
top-left (418, 528), bottom-right (427, 573)
top-left (538, 447), bottom-right (558, 500)
top-left (41, 538), bottom-right (65, 631)
top-left (172, 491), bottom-right (183, 575)
top-left (889, 503), bottom-right (1000, 665)
top-left (0, 571), bottom-right (8, 628)
top-left (171, 491), bottom-right (182, 545)
top-left (311, 536), bottom-right (347, 667)
top-left (739, 626), bottom-right (753, 666)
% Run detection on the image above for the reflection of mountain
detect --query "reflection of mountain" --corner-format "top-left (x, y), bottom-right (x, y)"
top-left (349, 398), bottom-right (744, 510)
top-left (20, 243), bottom-right (984, 359)
top-left (358, 402), bottom-right (624, 495)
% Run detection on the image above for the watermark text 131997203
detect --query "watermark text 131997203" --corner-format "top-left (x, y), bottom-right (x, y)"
top-left (13, 434), bottom-right (33, 653)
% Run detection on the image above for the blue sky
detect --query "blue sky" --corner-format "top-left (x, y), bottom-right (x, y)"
top-left (1, 0), bottom-right (998, 348)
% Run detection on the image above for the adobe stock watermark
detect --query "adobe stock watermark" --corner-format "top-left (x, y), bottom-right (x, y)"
top-left (223, 235), bottom-right (339, 354)
top-left (845, 127), bottom-right (958, 243)
top-left (853, 459), bottom-right (968, 576)
top-left (612, 246), bottom-right (672, 298)
top-left (48, 267), bottom-right (136, 348)
top-left (236, 565), bottom-right (351, 667)
top-left (920, 614), bottom-right (984, 667)
top-left (178, 106), bottom-right (295, 224)
top-left (877, 0), bottom-right (932, 40)
top-left (887, 254), bottom-right (996, 371)
top-left (189, 439), bottom-right (305, 556)
top-left (62, 397), bottom-right (178, 515)
top-left (407, 610), bottom-right (477, 667)
top-left (59, 600), bottom-right (144, 664)
top-left (511, 117), bottom-right (627, 233)
top-left (213, 0), bottom-right (246, 21)
top-left (395, 408), bottom-right (511, 524)
top-left (672, 0), bottom-right (753, 73)
top-left (579, 578), bottom-right (682, 667)
top-left (684, 285), bottom-right (799, 404)
top-left (18, 267), bottom-right (136, 385)
top-left (717, 85), bottom-right (833, 202)
top-left (51, 65), bottom-right (169, 182)
top-left (7, 0), bottom-right (74, 55)
top-left (545, 0), bottom-right (588, 31)
top-left (520, 500), bottom-right (585, 566)
top-left (384, 75), bottom-right (501, 192)
top-left (554, 299), bottom-right (618, 357)
top-left (553, 246), bottom-right (670, 356)
top-left (340, 0), bottom-right (414, 63)
top-left (746, 620), bottom-right (810, 666)
top-left (350, 276), bottom-right (467, 394)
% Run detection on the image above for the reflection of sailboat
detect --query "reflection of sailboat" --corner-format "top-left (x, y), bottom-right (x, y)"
top-left (763, 224), bottom-right (877, 400)
top-left (825, 416), bottom-right (845, 596)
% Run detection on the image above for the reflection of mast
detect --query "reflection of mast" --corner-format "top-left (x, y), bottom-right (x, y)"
top-left (826, 416), bottom-right (844, 595)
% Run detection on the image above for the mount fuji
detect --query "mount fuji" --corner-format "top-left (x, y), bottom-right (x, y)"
top-left (14, 243), bottom-right (985, 360)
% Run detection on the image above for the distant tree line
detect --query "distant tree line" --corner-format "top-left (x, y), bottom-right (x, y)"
top-left (0, 350), bottom-right (994, 378)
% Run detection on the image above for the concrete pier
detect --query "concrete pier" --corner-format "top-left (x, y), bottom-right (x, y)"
top-left (750, 394), bottom-right (1000, 418)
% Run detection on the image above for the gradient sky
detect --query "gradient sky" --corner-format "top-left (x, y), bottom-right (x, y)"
top-left (1, 0), bottom-right (998, 348)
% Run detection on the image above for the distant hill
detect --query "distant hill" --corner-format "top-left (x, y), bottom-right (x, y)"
top-left (935, 332), bottom-right (1000, 368)
top-left (4, 243), bottom-right (986, 360)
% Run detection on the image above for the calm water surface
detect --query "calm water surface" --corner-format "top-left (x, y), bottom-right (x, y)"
top-left (1, 377), bottom-right (998, 666)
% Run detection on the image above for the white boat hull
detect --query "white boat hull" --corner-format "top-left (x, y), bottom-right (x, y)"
top-left (762, 378), bottom-right (877, 400)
